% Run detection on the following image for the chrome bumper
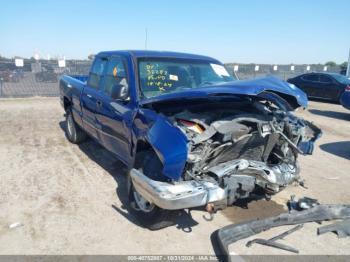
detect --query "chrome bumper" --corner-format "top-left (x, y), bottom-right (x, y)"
top-left (130, 168), bottom-right (226, 210)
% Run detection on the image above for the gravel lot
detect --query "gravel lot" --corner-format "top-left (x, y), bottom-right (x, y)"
top-left (0, 97), bottom-right (349, 256)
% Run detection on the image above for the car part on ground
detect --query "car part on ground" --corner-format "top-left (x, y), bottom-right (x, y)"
top-left (246, 224), bottom-right (303, 253)
top-left (288, 195), bottom-right (320, 211)
top-left (216, 204), bottom-right (350, 261)
top-left (318, 219), bottom-right (350, 238)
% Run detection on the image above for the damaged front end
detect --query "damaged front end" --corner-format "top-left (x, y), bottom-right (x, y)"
top-left (131, 81), bottom-right (321, 211)
top-left (174, 103), bottom-right (321, 207)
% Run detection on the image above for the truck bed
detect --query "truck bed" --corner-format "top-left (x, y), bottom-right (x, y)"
top-left (59, 75), bottom-right (88, 110)
top-left (60, 74), bottom-right (87, 93)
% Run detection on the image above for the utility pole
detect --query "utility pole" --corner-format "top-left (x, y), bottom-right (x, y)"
top-left (347, 48), bottom-right (350, 78)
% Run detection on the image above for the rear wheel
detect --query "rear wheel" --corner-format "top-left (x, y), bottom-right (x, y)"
top-left (65, 108), bottom-right (87, 144)
top-left (127, 151), bottom-right (178, 230)
top-left (337, 91), bottom-right (345, 104)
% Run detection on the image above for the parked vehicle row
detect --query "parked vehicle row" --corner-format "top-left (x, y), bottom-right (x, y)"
top-left (0, 69), bottom-right (24, 82)
top-left (34, 66), bottom-right (58, 83)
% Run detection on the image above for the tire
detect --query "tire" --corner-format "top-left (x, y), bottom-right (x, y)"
top-left (65, 108), bottom-right (87, 144)
top-left (337, 92), bottom-right (344, 104)
top-left (127, 151), bottom-right (179, 230)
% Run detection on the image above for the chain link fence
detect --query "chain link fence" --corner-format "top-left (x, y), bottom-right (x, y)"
top-left (0, 58), bottom-right (344, 98)
top-left (0, 58), bottom-right (92, 97)
top-left (225, 63), bottom-right (343, 81)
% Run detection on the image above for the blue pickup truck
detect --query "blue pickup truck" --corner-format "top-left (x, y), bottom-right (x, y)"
top-left (60, 50), bottom-right (321, 229)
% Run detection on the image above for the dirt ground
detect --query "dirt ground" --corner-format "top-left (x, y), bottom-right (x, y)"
top-left (0, 97), bottom-right (350, 256)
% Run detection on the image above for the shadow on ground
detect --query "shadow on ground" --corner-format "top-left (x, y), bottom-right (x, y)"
top-left (309, 109), bottom-right (350, 121)
top-left (320, 141), bottom-right (350, 160)
top-left (308, 98), bottom-right (339, 105)
top-left (59, 121), bottom-right (199, 231)
top-left (221, 198), bottom-right (287, 223)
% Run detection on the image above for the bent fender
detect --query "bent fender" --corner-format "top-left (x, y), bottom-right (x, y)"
top-left (146, 115), bottom-right (188, 180)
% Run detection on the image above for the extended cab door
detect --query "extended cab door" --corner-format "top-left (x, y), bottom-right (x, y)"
top-left (94, 56), bottom-right (132, 163)
top-left (81, 57), bottom-right (107, 138)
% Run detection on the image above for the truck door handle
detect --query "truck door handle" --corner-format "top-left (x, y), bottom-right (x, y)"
top-left (86, 94), bottom-right (92, 98)
top-left (96, 100), bottom-right (102, 107)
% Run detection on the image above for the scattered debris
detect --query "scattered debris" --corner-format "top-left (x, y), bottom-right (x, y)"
top-left (9, 222), bottom-right (23, 229)
top-left (246, 224), bottom-right (303, 253)
top-left (297, 179), bottom-right (308, 189)
top-left (216, 204), bottom-right (350, 261)
top-left (288, 195), bottom-right (319, 211)
top-left (318, 219), bottom-right (350, 238)
top-left (298, 197), bottom-right (320, 210)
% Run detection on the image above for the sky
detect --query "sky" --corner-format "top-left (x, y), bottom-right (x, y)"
top-left (0, 0), bottom-right (349, 64)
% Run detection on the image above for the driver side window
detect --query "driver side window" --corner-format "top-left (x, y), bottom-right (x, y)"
top-left (88, 57), bottom-right (107, 89)
top-left (103, 57), bottom-right (128, 97)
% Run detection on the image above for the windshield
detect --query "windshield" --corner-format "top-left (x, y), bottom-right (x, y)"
top-left (332, 74), bottom-right (350, 85)
top-left (138, 58), bottom-right (236, 98)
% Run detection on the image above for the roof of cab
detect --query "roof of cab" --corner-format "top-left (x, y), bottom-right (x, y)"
top-left (96, 50), bottom-right (221, 63)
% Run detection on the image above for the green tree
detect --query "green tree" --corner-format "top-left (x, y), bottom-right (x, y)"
top-left (325, 61), bottom-right (337, 67)
top-left (340, 62), bottom-right (348, 70)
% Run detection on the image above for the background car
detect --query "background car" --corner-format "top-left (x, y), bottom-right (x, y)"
top-left (288, 72), bottom-right (350, 103)
top-left (0, 69), bottom-right (20, 82)
top-left (35, 66), bottom-right (58, 83)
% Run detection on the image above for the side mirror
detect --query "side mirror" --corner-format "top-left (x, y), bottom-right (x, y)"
top-left (111, 84), bottom-right (129, 101)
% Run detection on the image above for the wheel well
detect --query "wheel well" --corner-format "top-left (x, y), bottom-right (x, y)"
top-left (135, 140), bottom-right (152, 154)
top-left (134, 140), bottom-right (153, 165)
top-left (134, 142), bottom-right (167, 182)
top-left (63, 97), bottom-right (71, 112)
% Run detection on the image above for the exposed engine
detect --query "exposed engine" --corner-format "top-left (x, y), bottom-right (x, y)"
top-left (151, 96), bottom-right (321, 207)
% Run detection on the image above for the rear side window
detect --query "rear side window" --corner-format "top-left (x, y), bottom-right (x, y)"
top-left (88, 57), bottom-right (107, 89)
top-left (302, 74), bottom-right (319, 82)
top-left (319, 75), bottom-right (332, 83)
top-left (103, 57), bottom-right (128, 96)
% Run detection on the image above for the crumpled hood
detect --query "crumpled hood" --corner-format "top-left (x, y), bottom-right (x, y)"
top-left (140, 76), bottom-right (308, 110)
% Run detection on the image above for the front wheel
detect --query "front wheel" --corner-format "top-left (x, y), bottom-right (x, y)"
top-left (127, 151), bottom-right (178, 230)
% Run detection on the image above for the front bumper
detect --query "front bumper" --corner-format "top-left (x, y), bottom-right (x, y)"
top-left (130, 156), bottom-right (304, 210)
top-left (130, 168), bottom-right (226, 210)
top-left (130, 157), bottom-right (299, 210)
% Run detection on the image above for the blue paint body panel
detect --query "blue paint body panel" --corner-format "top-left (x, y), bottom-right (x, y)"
top-left (59, 50), bottom-right (309, 181)
top-left (146, 115), bottom-right (188, 180)
top-left (340, 91), bottom-right (350, 110)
